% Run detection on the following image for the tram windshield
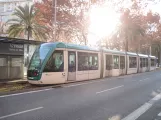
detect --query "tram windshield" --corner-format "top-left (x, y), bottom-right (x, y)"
top-left (28, 45), bottom-right (52, 70)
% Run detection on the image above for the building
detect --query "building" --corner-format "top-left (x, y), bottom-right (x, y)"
top-left (0, 37), bottom-right (44, 81)
top-left (0, 0), bottom-right (36, 36)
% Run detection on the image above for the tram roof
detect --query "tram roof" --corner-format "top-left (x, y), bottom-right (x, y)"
top-left (138, 54), bottom-right (148, 58)
top-left (42, 42), bottom-right (100, 51)
top-left (149, 55), bottom-right (156, 59)
top-left (103, 49), bottom-right (126, 55)
top-left (127, 52), bottom-right (138, 56)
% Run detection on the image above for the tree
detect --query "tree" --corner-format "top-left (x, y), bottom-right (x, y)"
top-left (7, 4), bottom-right (49, 66)
top-left (144, 11), bottom-right (160, 55)
top-left (35, 0), bottom-right (89, 44)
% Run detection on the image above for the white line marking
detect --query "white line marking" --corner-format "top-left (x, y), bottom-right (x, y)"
top-left (122, 103), bottom-right (152, 120)
top-left (96, 85), bottom-right (124, 94)
top-left (0, 88), bottom-right (52, 98)
top-left (139, 78), bottom-right (149, 82)
top-left (151, 94), bottom-right (161, 101)
top-left (158, 112), bottom-right (161, 116)
top-left (0, 107), bottom-right (43, 120)
top-left (122, 93), bottom-right (161, 120)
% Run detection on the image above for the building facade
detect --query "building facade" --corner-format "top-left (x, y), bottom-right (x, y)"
top-left (0, 37), bottom-right (43, 81)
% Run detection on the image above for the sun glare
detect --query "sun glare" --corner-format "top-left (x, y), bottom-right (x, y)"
top-left (88, 6), bottom-right (119, 46)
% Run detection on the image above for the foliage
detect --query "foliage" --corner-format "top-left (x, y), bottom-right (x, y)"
top-left (7, 4), bottom-right (48, 41)
top-left (35, 0), bottom-right (92, 44)
top-left (34, 0), bottom-right (161, 55)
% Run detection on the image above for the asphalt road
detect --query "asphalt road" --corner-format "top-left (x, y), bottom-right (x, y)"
top-left (0, 70), bottom-right (161, 120)
top-left (137, 99), bottom-right (161, 120)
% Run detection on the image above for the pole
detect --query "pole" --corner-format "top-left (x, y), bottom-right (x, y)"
top-left (125, 35), bottom-right (128, 75)
top-left (54, 0), bottom-right (57, 42)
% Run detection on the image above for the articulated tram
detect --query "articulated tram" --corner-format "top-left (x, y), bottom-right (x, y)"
top-left (27, 42), bottom-right (157, 85)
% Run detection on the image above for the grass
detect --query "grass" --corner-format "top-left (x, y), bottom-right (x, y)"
top-left (0, 82), bottom-right (33, 93)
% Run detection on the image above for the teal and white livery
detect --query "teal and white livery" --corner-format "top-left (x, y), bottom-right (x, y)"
top-left (27, 42), bottom-right (157, 85)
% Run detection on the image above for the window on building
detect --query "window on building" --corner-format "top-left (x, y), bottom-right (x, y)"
top-left (113, 55), bottom-right (119, 69)
top-left (129, 57), bottom-right (137, 68)
top-left (78, 52), bottom-right (89, 71)
top-left (120, 56), bottom-right (125, 69)
top-left (106, 55), bottom-right (113, 70)
top-left (88, 53), bottom-right (98, 70)
top-left (43, 50), bottom-right (64, 72)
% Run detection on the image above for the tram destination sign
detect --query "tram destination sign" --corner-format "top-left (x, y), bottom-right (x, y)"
top-left (0, 43), bottom-right (24, 55)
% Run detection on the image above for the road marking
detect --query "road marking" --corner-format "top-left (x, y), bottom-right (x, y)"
top-left (122, 93), bottom-right (161, 120)
top-left (122, 103), bottom-right (152, 120)
top-left (139, 78), bottom-right (149, 82)
top-left (158, 111), bottom-right (161, 117)
top-left (151, 94), bottom-right (161, 101)
top-left (0, 88), bottom-right (52, 98)
top-left (0, 107), bottom-right (43, 119)
top-left (158, 112), bottom-right (161, 116)
top-left (96, 85), bottom-right (124, 94)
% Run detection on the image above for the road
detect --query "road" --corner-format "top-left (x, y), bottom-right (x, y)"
top-left (0, 70), bottom-right (161, 120)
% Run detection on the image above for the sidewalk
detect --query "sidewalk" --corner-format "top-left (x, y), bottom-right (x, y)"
top-left (0, 77), bottom-right (28, 85)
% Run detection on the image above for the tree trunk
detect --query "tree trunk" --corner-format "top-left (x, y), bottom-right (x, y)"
top-left (82, 31), bottom-right (87, 45)
top-left (27, 30), bottom-right (30, 67)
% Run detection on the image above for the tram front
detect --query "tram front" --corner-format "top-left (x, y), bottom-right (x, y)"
top-left (27, 42), bottom-right (67, 85)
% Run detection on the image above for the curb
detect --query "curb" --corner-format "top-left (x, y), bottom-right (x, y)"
top-left (0, 79), bottom-right (28, 85)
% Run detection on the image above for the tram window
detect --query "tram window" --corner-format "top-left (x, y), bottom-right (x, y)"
top-left (88, 53), bottom-right (98, 70)
top-left (68, 51), bottom-right (76, 72)
top-left (113, 55), bottom-right (119, 69)
top-left (78, 52), bottom-right (89, 71)
top-left (143, 58), bottom-right (146, 67)
top-left (140, 58), bottom-right (143, 68)
top-left (151, 59), bottom-right (155, 66)
top-left (43, 50), bottom-right (64, 72)
top-left (129, 57), bottom-right (137, 68)
top-left (120, 56), bottom-right (125, 69)
top-left (145, 58), bottom-right (148, 67)
top-left (106, 55), bottom-right (112, 70)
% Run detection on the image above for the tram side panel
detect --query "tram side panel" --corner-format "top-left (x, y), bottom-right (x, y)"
top-left (119, 55), bottom-right (126, 75)
top-left (127, 55), bottom-right (138, 74)
top-left (103, 53), bottom-right (113, 77)
top-left (88, 52), bottom-right (101, 80)
top-left (41, 49), bottom-right (67, 84)
top-left (76, 50), bottom-right (100, 81)
top-left (149, 58), bottom-right (156, 71)
top-left (112, 54), bottom-right (120, 76)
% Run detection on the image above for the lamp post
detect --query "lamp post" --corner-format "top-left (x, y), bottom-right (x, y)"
top-left (52, 0), bottom-right (57, 42)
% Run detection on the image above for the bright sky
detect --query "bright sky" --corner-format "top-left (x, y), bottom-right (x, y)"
top-left (88, 1), bottom-right (161, 46)
top-left (88, 5), bottom-right (120, 46)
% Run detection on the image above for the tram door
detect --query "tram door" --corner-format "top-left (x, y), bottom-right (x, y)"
top-left (120, 56), bottom-right (125, 75)
top-left (140, 58), bottom-right (143, 72)
top-left (106, 55), bottom-right (112, 77)
top-left (68, 51), bottom-right (76, 81)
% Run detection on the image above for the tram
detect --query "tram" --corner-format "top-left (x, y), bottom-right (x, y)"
top-left (27, 42), bottom-right (157, 85)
